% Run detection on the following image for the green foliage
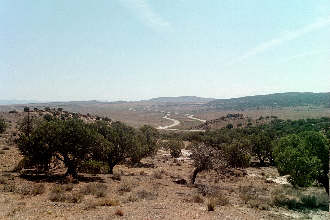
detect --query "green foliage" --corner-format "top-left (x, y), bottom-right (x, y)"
top-left (17, 118), bottom-right (104, 177)
top-left (130, 125), bottom-right (159, 163)
top-left (168, 140), bottom-right (184, 158)
top-left (0, 117), bottom-right (6, 134)
top-left (224, 138), bottom-right (251, 168)
top-left (250, 131), bottom-right (274, 165)
top-left (273, 131), bottom-right (329, 193)
top-left (208, 92), bottom-right (330, 110)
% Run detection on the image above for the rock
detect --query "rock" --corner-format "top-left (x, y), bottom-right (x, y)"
top-left (173, 178), bottom-right (187, 185)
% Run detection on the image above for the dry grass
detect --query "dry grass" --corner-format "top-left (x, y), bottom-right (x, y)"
top-left (207, 198), bottom-right (216, 211)
top-left (118, 181), bottom-right (132, 193)
top-left (152, 170), bottom-right (163, 179)
top-left (49, 184), bottom-right (83, 203)
top-left (80, 182), bottom-right (107, 197)
top-left (1, 181), bottom-right (45, 196)
top-left (192, 194), bottom-right (204, 203)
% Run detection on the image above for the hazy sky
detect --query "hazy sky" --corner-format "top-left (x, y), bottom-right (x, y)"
top-left (1, 0), bottom-right (330, 101)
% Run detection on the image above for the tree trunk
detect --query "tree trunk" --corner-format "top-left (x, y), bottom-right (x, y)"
top-left (191, 167), bottom-right (202, 184)
top-left (64, 155), bottom-right (78, 178)
top-left (109, 163), bottom-right (115, 174)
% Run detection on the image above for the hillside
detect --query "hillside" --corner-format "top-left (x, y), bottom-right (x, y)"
top-left (205, 92), bottom-right (330, 110)
top-left (148, 96), bottom-right (215, 103)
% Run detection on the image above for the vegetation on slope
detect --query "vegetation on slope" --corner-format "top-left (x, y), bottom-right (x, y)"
top-left (206, 92), bottom-right (330, 110)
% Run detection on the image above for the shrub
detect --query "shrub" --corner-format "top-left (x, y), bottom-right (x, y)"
top-left (168, 140), bottom-right (184, 158)
top-left (273, 132), bottom-right (329, 194)
top-left (223, 139), bottom-right (251, 168)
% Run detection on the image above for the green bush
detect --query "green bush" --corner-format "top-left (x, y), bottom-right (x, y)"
top-left (168, 140), bottom-right (184, 158)
top-left (273, 131), bottom-right (329, 193)
top-left (224, 139), bottom-right (251, 168)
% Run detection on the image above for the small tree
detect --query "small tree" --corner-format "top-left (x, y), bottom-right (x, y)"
top-left (92, 121), bottom-right (137, 174)
top-left (274, 132), bottom-right (329, 194)
top-left (250, 132), bottom-right (274, 165)
top-left (17, 118), bottom-right (103, 177)
top-left (190, 143), bottom-right (226, 184)
top-left (223, 138), bottom-right (251, 168)
top-left (130, 125), bottom-right (159, 163)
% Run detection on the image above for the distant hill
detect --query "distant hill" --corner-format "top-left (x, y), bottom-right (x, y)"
top-left (206, 92), bottom-right (330, 110)
top-left (149, 96), bottom-right (215, 103)
top-left (0, 100), bottom-right (40, 105)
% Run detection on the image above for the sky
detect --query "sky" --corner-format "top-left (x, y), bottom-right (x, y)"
top-left (1, 0), bottom-right (330, 101)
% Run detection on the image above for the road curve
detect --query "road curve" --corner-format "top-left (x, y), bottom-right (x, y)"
top-left (157, 114), bottom-right (181, 130)
top-left (185, 114), bottom-right (207, 123)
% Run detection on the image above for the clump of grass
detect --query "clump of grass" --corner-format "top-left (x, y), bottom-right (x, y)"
top-left (84, 198), bottom-right (120, 210)
top-left (192, 194), bottom-right (204, 203)
top-left (118, 181), bottom-right (132, 193)
top-left (26, 183), bottom-right (45, 196)
top-left (136, 190), bottom-right (157, 200)
top-left (80, 183), bottom-right (107, 197)
top-left (49, 186), bottom-right (66, 202)
top-left (115, 209), bottom-right (124, 216)
top-left (207, 198), bottom-right (216, 211)
top-left (66, 192), bottom-right (84, 203)
top-left (97, 198), bottom-right (120, 206)
top-left (153, 170), bottom-right (163, 179)
top-left (49, 184), bottom-right (83, 203)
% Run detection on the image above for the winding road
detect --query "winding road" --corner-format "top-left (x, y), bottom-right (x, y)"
top-left (157, 114), bottom-right (181, 130)
top-left (157, 113), bottom-right (206, 132)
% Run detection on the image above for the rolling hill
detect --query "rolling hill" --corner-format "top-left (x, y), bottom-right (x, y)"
top-left (205, 92), bottom-right (330, 110)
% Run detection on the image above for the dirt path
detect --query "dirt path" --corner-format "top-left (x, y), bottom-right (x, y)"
top-left (157, 114), bottom-right (181, 130)
top-left (185, 114), bottom-right (207, 123)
